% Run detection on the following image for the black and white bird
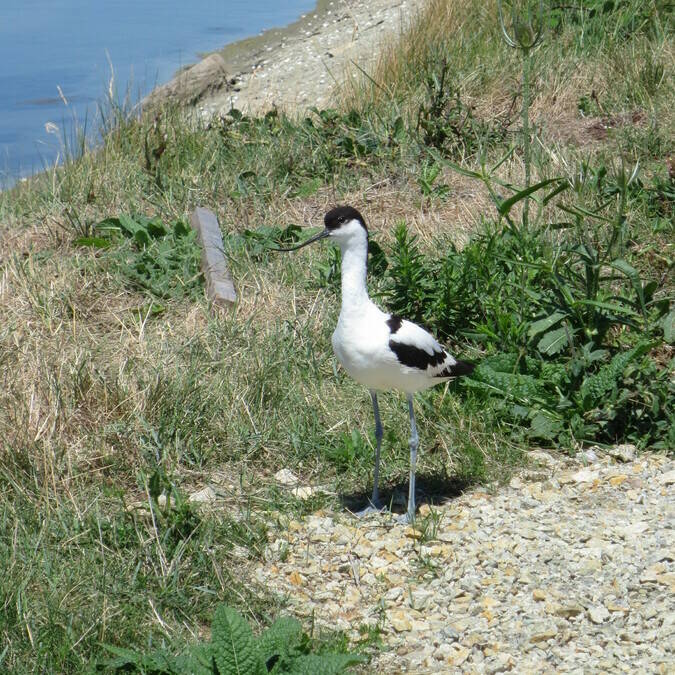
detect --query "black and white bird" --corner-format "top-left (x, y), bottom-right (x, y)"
top-left (278, 206), bottom-right (475, 522)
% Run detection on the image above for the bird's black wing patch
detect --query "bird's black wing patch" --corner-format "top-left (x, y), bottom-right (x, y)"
top-left (436, 359), bottom-right (475, 378)
top-left (389, 339), bottom-right (447, 370)
top-left (386, 314), bottom-right (402, 334)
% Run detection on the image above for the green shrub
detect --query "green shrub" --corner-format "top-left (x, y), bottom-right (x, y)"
top-left (380, 209), bottom-right (672, 449)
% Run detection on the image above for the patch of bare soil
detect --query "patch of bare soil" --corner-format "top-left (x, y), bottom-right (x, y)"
top-left (545, 108), bottom-right (647, 147)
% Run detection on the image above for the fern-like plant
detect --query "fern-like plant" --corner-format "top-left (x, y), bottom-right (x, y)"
top-left (101, 603), bottom-right (364, 674)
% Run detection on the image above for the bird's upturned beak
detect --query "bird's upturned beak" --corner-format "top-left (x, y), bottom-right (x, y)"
top-left (274, 228), bottom-right (330, 252)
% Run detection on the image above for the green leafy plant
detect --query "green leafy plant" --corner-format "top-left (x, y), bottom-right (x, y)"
top-left (418, 161), bottom-right (449, 198)
top-left (77, 214), bottom-right (203, 299)
top-left (102, 603), bottom-right (364, 674)
top-left (392, 2), bottom-right (673, 449)
top-left (239, 223), bottom-right (302, 260)
top-left (415, 506), bottom-right (444, 543)
top-left (327, 429), bottom-right (371, 473)
top-left (384, 223), bottom-right (436, 325)
top-left (304, 108), bottom-right (384, 166)
top-left (545, 0), bottom-right (671, 42)
top-left (498, 0), bottom-right (545, 229)
top-left (415, 59), bottom-right (503, 160)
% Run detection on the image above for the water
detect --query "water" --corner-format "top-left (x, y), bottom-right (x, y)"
top-left (0, 0), bottom-right (316, 186)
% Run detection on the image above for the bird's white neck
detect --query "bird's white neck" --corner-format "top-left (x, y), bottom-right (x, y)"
top-left (339, 236), bottom-right (370, 312)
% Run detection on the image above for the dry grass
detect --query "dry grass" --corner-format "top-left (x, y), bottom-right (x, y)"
top-left (341, 0), bottom-right (674, 153)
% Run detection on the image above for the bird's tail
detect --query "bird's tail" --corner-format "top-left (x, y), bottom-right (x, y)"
top-left (438, 359), bottom-right (475, 378)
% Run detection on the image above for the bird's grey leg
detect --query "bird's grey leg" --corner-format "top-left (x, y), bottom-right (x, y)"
top-left (405, 394), bottom-right (419, 523)
top-left (370, 390), bottom-right (383, 507)
top-left (355, 390), bottom-right (384, 517)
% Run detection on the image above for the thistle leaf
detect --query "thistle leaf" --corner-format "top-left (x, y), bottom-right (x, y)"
top-left (289, 653), bottom-right (365, 674)
top-left (497, 178), bottom-right (563, 216)
top-left (257, 616), bottom-right (303, 669)
top-left (529, 412), bottom-right (563, 440)
top-left (610, 259), bottom-right (646, 315)
top-left (579, 342), bottom-right (653, 405)
top-left (537, 327), bottom-right (570, 355)
top-left (528, 311), bottom-right (567, 339)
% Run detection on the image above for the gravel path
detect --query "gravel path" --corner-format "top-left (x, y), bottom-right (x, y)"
top-left (257, 451), bottom-right (674, 673)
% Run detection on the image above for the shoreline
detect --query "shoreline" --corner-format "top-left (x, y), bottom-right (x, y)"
top-left (2, 2), bottom-right (330, 192)
top-left (3, 1), bottom-right (420, 191)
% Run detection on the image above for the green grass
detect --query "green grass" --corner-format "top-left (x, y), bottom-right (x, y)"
top-left (0, 0), bottom-right (673, 671)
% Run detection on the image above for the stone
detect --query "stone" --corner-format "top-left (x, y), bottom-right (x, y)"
top-left (433, 643), bottom-right (454, 660)
top-left (656, 572), bottom-right (675, 590)
top-left (620, 521), bottom-right (649, 538)
top-left (231, 545), bottom-right (248, 560)
top-left (554, 604), bottom-right (585, 619)
top-left (572, 468), bottom-right (599, 483)
top-left (607, 444), bottom-right (637, 463)
top-left (530, 450), bottom-right (559, 467)
top-left (589, 606), bottom-right (610, 624)
top-left (384, 587), bottom-right (402, 602)
top-left (389, 610), bottom-right (413, 632)
top-left (650, 549), bottom-right (674, 563)
top-left (530, 629), bottom-right (557, 643)
top-left (606, 603), bottom-right (630, 613)
top-left (641, 563), bottom-right (666, 582)
top-left (410, 589), bottom-right (434, 609)
top-left (188, 486), bottom-right (217, 503)
top-left (288, 571), bottom-right (304, 586)
top-left (609, 474), bottom-right (629, 486)
top-left (657, 469), bottom-right (675, 485)
top-left (247, 448), bottom-right (671, 672)
top-left (274, 468), bottom-right (299, 486)
top-left (447, 645), bottom-right (470, 666)
top-left (582, 449), bottom-right (600, 463)
top-left (370, 555), bottom-right (389, 570)
top-left (291, 486), bottom-right (313, 499)
top-left (189, 208), bottom-right (238, 310)
top-left (485, 652), bottom-right (515, 674)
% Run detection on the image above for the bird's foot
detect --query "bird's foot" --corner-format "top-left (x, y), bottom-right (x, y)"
top-left (353, 500), bottom-right (386, 518)
top-left (394, 511), bottom-right (416, 526)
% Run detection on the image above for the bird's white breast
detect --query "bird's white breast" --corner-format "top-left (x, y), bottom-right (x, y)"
top-left (331, 302), bottom-right (436, 393)
top-left (332, 303), bottom-right (392, 387)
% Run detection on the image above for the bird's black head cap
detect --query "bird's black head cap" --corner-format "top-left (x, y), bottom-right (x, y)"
top-left (324, 206), bottom-right (367, 233)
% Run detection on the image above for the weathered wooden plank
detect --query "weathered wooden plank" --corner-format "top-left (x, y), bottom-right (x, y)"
top-left (189, 207), bottom-right (237, 308)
